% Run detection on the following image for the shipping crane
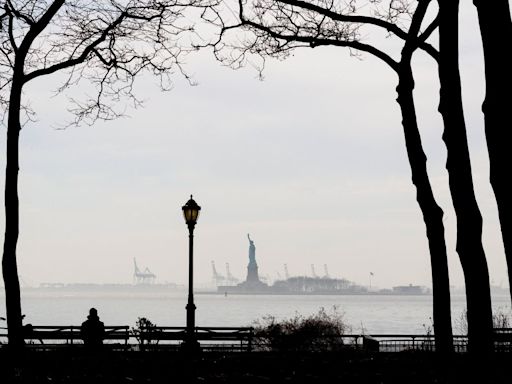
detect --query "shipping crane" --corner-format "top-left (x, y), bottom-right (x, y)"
top-left (133, 258), bottom-right (156, 284)
top-left (211, 261), bottom-right (225, 286)
top-left (324, 264), bottom-right (330, 278)
top-left (225, 262), bottom-right (239, 285)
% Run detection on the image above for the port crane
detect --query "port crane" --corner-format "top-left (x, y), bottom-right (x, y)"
top-left (133, 258), bottom-right (156, 284)
top-left (311, 264), bottom-right (318, 278)
top-left (324, 264), bottom-right (330, 278)
top-left (225, 263), bottom-right (239, 285)
top-left (211, 261), bottom-right (225, 286)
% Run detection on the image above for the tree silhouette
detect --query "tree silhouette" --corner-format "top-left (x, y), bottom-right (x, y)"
top-left (212, 0), bottom-right (453, 352)
top-left (216, 0), bottom-right (499, 352)
top-left (437, 0), bottom-right (492, 354)
top-left (0, 0), bottom-right (217, 347)
top-left (473, 0), bottom-right (512, 302)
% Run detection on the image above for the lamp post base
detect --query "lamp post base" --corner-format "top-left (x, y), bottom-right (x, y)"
top-left (180, 338), bottom-right (201, 354)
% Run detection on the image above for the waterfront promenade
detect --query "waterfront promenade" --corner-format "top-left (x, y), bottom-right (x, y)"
top-left (1, 326), bottom-right (511, 383)
top-left (0, 348), bottom-right (509, 383)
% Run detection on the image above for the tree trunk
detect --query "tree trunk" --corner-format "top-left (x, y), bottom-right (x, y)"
top-left (2, 67), bottom-right (24, 348)
top-left (473, 0), bottom-right (512, 302)
top-left (438, 0), bottom-right (493, 354)
top-left (2, 0), bottom-right (65, 349)
top-left (396, 66), bottom-right (453, 354)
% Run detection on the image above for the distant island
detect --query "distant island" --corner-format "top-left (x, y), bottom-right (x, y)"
top-left (30, 282), bottom-right (184, 292)
top-left (219, 276), bottom-right (431, 295)
top-left (215, 235), bottom-right (431, 295)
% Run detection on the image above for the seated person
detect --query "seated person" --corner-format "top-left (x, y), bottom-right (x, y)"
top-left (80, 307), bottom-right (105, 346)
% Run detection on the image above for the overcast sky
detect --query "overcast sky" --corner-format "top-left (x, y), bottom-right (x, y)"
top-left (0, 1), bottom-right (509, 295)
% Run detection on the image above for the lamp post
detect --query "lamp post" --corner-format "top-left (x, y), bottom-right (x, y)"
top-left (182, 195), bottom-right (201, 351)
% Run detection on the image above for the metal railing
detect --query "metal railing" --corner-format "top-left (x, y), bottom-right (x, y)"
top-left (137, 326), bottom-right (254, 352)
top-left (353, 334), bottom-right (468, 353)
top-left (1, 326), bottom-right (510, 353)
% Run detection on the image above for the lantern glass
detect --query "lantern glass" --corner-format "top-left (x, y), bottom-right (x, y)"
top-left (182, 196), bottom-right (201, 225)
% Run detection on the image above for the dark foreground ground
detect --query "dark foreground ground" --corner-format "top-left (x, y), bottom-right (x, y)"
top-left (0, 349), bottom-right (509, 383)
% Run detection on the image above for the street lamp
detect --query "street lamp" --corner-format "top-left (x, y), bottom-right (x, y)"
top-left (182, 195), bottom-right (201, 351)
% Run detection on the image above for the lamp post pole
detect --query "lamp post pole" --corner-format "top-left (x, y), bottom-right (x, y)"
top-left (186, 220), bottom-right (196, 338)
top-left (182, 195), bottom-right (201, 351)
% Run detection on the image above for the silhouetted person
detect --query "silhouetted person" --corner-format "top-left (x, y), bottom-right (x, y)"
top-left (81, 307), bottom-right (105, 347)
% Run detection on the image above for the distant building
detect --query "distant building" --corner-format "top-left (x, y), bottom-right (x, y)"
top-left (272, 276), bottom-right (368, 294)
top-left (392, 284), bottom-right (430, 295)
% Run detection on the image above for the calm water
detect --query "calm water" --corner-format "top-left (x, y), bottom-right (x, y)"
top-left (2, 289), bottom-right (511, 334)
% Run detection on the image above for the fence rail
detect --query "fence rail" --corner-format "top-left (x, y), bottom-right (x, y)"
top-left (137, 326), bottom-right (254, 352)
top-left (1, 326), bottom-right (511, 353)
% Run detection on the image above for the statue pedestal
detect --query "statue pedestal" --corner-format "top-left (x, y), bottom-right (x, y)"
top-left (246, 261), bottom-right (260, 283)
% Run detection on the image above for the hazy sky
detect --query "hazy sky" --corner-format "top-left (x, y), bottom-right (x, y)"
top-left (0, 1), bottom-right (509, 293)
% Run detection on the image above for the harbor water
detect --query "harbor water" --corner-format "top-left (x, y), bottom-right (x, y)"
top-left (2, 289), bottom-right (510, 335)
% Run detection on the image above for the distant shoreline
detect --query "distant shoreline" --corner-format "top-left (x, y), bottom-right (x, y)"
top-left (1, 283), bottom-right (509, 297)
top-left (197, 291), bottom-right (433, 296)
top-left (16, 284), bottom-right (435, 296)
top-left (3, 285), bottom-right (434, 296)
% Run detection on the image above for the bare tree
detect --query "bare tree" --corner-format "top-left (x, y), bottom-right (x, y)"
top-left (437, 0), bottom-right (493, 354)
top-left (473, 0), bottom-right (512, 302)
top-left (212, 0), bottom-right (454, 352)
top-left (0, 0), bottom-right (217, 347)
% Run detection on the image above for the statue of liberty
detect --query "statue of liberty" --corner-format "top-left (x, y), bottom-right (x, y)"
top-left (246, 234), bottom-right (260, 283)
top-left (247, 234), bottom-right (256, 264)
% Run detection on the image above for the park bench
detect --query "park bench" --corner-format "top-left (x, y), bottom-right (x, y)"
top-left (362, 335), bottom-right (379, 352)
top-left (138, 326), bottom-right (254, 352)
top-left (358, 334), bottom-right (438, 352)
top-left (22, 325), bottom-right (130, 350)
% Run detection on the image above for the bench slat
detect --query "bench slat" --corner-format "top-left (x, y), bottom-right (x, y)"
top-left (23, 325), bottom-right (130, 346)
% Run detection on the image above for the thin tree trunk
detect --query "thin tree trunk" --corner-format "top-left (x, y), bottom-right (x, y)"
top-left (473, 0), bottom-right (512, 301)
top-left (438, 0), bottom-right (493, 354)
top-left (396, 66), bottom-right (453, 354)
top-left (3, 67), bottom-right (24, 348)
top-left (393, 0), bottom-right (453, 353)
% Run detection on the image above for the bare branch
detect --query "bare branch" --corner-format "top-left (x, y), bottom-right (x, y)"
top-left (417, 13), bottom-right (438, 60)
top-left (6, 9), bottom-right (18, 53)
top-left (18, 0), bottom-right (65, 55)
top-left (243, 17), bottom-right (399, 71)
top-left (0, 0), bottom-right (221, 126)
top-left (6, 0), bottom-right (35, 26)
top-left (24, 11), bottom-right (126, 83)
top-left (211, 0), bottom-right (437, 77)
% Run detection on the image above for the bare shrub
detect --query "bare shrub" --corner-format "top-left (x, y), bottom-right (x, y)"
top-left (455, 307), bottom-right (511, 334)
top-left (253, 306), bottom-right (351, 352)
top-left (131, 317), bottom-right (157, 346)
